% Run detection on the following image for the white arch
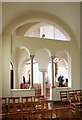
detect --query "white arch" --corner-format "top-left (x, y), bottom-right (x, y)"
top-left (35, 47), bottom-right (51, 70)
top-left (55, 50), bottom-right (71, 87)
top-left (12, 46), bottom-right (30, 88)
top-left (3, 10), bottom-right (75, 43)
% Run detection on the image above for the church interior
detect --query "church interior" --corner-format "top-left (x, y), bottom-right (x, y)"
top-left (1, 2), bottom-right (82, 119)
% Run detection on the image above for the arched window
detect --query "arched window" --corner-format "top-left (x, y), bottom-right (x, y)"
top-left (24, 23), bottom-right (70, 41)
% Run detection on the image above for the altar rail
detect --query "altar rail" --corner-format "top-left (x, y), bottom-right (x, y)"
top-left (11, 89), bottom-right (35, 97)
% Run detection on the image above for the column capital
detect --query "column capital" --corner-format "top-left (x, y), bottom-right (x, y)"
top-left (30, 55), bottom-right (35, 59)
top-left (51, 56), bottom-right (55, 60)
top-left (39, 68), bottom-right (47, 72)
top-left (29, 85), bottom-right (35, 89)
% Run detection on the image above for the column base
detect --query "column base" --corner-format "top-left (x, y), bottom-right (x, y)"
top-left (52, 86), bottom-right (56, 88)
top-left (29, 85), bottom-right (35, 89)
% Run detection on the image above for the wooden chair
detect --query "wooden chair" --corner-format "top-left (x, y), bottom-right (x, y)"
top-left (34, 96), bottom-right (44, 102)
top-left (8, 97), bottom-right (20, 104)
top-left (74, 89), bottom-right (81, 93)
top-left (8, 103), bottom-right (15, 113)
top-left (55, 107), bottom-right (71, 119)
top-left (68, 92), bottom-right (81, 118)
top-left (68, 92), bottom-right (79, 103)
top-left (8, 102), bottom-right (23, 113)
top-left (21, 96), bottom-right (33, 103)
top-left (15, 103), bottom-right (23, 112)
top-left (60, 91), bottom-right (69, 107)
top-left (24, 101), bottom-right (34, 112)
top-left (68, 89), bottom-right (81, 101)
top-left (2, 97), bottom-right (7, 104)
top-left (34, 99), bottom-right (53, 111)
top-left (27, 109), bottom-right (56, 120)
top-left (44, 100), bottom-right (53, 110)
top-left (27, 110), bottom-right (42, 120)
top-left (23, 102), bottom-right (38, 119)
top-left (70, 102), bottom-right (82, 118)
top-left (7, 102), bottom-right (24, 119)
top-left (78, 91), bottom-right (82, 102)
top-left (41, 109), bottom-right (56, 120)
top-left (34, 101), bottom-right (45, 111)
top-left (42, 109), bottom-right (53, 120)
top-left (0, 97), bottom-right (7, 119)
top-left (77, 91), bottom-right (82, 117)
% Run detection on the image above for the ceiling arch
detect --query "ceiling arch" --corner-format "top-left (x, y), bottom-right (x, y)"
top-left (3, 10), bottom-right (74, 41)
top-left (55, 50), bottom-right (70, 63)
top-left (35, 47), bottom-right (51, 70)
top-left (24, 22), bottom-right (70, 41)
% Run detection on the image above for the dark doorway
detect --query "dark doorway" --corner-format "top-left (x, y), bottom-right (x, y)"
top-left (10, 62), bottom-right (14, 89)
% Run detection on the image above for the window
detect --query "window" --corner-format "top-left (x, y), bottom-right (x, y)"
top-left (24, 23), bottom-right (70, 41)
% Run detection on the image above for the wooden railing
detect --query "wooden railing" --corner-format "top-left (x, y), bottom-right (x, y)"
top-left (0, 96), bottom-right (57, 119)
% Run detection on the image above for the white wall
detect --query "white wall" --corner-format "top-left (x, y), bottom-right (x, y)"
top-left (2, 35), bottom-right (11, 96)
top-left (80, 2), bottom-right (82, 89)
top-left (2, 33), bottom-right (80, 97)
top-left (0, 2), bottom-right (2, 97)
top-left (70, 39), bottom-right (80, 89)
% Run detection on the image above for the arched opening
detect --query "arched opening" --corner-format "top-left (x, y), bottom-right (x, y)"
top-left (22, 59), bottom-right (41, 84)
top-left (24, 22), bottom-right (70, 41)
top-left (13, 46), bottom-right (30, 89)
top-left (55, 50), bottom-right (71, 87)
top-left (20, 59), bottom-right (42, 96)
top-left (55, 58), bottom-right (68, 87)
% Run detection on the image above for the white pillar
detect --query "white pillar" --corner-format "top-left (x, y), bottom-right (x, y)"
top-left (30, 55), bottom-right (35, 89)
top-left (51, 56), bottom-right (55, 88)
top-left (39, 68), bottom-right (46, 97)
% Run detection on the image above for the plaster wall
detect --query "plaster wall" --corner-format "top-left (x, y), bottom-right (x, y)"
top-left (2, 35), bottom-right (11, 96)
top-left (2, 34), bottom-right (80, 96)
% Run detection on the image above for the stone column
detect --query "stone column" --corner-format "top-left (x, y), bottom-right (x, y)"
top-left (51, 56), bottom-right (55, 88)
top-left (39, 68), bottom-right (46, 97)
top-left (30, 55), bottom-right (35, 89)
top-left (42, 70), bottom-right (45, 96)
top-left (55, 62), bottom-right (58, 83)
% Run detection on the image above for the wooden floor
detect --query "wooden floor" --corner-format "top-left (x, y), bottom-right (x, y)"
top-left (53, 101), bottom-right (82, 120)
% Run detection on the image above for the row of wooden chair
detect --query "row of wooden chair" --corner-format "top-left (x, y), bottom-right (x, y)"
top-left (7, 109), bottom-right (57, 120)
top-left (68, 91), bottom-right (82, 118)
top-left (0, 95), bottom-right (44, 105)
top-left (0, 95), bottom-right (44, 119)
top-left (60, 89), bottom-right (81, 107)
top-left (0, 99), bottom-right (56, 119)
top-left (68, 91), bottom-right (82, 103)
top-left (60, 89), bottom-right (82, 118)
